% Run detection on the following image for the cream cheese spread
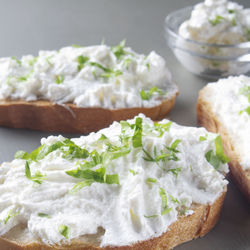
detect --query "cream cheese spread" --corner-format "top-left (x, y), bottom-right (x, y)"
top-left (0, 43), bottom-right (177, 109)
top-left (179, 0), bottom-right (250, 45)
top-left (0, 114), bottom-right (228, 246)
top-left (204, 75), bottom-right (250, 170)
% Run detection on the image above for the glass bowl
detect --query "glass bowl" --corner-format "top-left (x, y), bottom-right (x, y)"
top-left (165, 6), bottom-right (250, 79)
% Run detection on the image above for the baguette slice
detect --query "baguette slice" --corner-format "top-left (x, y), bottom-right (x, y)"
top-left (0, 115), bottom-right (228, 249)
top-left (0, 192), bottom-right (226, 250)
top-left (197, 84), bottom-right (250, 201)
top-left (0, 44), bottom-right (178, 133)
top-left (0, 94), bottom-right (177, 134)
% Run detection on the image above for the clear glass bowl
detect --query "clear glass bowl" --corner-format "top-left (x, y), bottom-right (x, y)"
top-left (165, 6), bottom-right (250, 79)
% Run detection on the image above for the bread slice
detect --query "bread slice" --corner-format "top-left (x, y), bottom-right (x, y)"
top-left (0, 44), bottom-right (178, 133)
top-left (197, 86), bottom-right (250, 201)
top-left (0, 115), bottom-right (228, 249)
top-left (0, 191), bottom-right (226, 250)
top-left (0, 94), bottom-right (177, 133)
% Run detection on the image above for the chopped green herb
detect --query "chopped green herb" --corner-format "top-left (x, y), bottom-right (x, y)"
top-left (167, 167), bottom-right (182, 177)
top-left (199, 136), bottom-right (207, 141)
top-left (17, 76), bottom-right (28, 81)
top-left (144, 214), bottom-right (158, 218)
top-left (3, 209), bottom-right (20, 224)
top-left (132, 117), bottom-right (143, 148)
top-left (140, 86), bottom-right (166, 101)
top-left (11, 56), bottom-right (21, 65)
top-left (129, 169), bottom-right (138, 175)
top-left (122, 58), bottom-right (132, 69)
top-left (38, 213), bottom-right (51, 218)
top-left (58, 225), bottom-right (69, 239)
top-left (55, 75), bottom-right (64, 84)
top-left (146, 63), bottom-right (150, 71)
top-left (228, 9), bottom-right (235, 14)
top-left (25, 161), bottom-right (46, 184)
top-left (169, 195), bottom-right (180, 204)
top-left (88, 62), bottom-right (122, 78)
top-left (205, 136), bottom-right (230, 170)
top-left (209, 15), bottom-right (225, 26)
top-left (111, 40), bottom-right (127, 60)
top-left (205, 150), bottom-right (221, 170)
top-left (154, 122), bottom-right (172, 137)
top-left (146, 177), bottom-right (157, 183)
top-left (143, 140), bottom-right (180, 166)
top-left (77, 55), bottom-right (89, 71)
top-left (159, 188), bottom-right (172, 215)
top-left (239, 106), bottom-right (250, 115)
top-left (69, 180), bottom-right (93, 194)
top-left (66, 168), bottom-right (119, 192)
top-left (15, 139), bottom-right (89, 162)
top-left (215, 136), bottom-right (230, 164)
top-left (29, 57), bottom-right (38, 66)
top-left (239, 85), bottom-right (250, 103)
top-left (190, 164), bottom-right (193, 172)
top-left (98, 134), bottom-right (108, 141)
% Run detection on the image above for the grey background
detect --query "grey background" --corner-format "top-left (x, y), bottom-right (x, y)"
top-left (0, 0), bottom-right (249, 249)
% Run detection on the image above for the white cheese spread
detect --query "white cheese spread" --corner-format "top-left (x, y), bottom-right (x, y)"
top-left (204, 75), bottom-right (250, 170)
top-left (0, 114), bottom-right (228, 246)
top-left (179, 0), bottom-right (250, 45)
top-left (0, 43), bottom-right (177, 109)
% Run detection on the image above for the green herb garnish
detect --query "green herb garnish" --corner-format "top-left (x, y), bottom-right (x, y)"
top-left (140, 86), bottom-right (165, 101)
top-left (11, 56), bottom-right (21, 65)
top-left (205, 136), bottom-right (230, 169)
top-left (3, 209), bottom-right (20, 224)
top-left (15, 139), bottom-right (89, 162)
top-left (111, 40), bottom-right (127, 60)
top-left (58, 225), bottom-right (69, 239)
top-left (239, 106), bottom-right (250, 115)
top-left (146, 177), bottom-right (157, 183)
top-left (25, 161), bottom-right (46, 184)
top-left (77, 55), bottom-right (89, 71)
top-left (55, 75), bottom-right (64, 84)
top-left (129, 169), bottom-right (138, 175)
top-left (132, 117), bottom-right (143, 148)
top-left (144, 214), bottom-right (158, 219)
top-left (167, 167), bottom-right (182, 177)
top-left (154, 122), bottom-right (172, 137)
top-left (209, 15), bottom-right (225, 26)
top-left (159, 188), bottom-right (172, 215)
top-left (199, 136), bottom-right (207, 141)
top-left (66, 168), bottom-right (119, 193)
top-left (38, 213), bottom-right (51, 218)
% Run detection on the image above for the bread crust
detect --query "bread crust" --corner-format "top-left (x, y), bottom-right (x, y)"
top-left (0, 94), bottom-right (178, 133)
top-left (0, 191), bottom-right (226, 250)
top-left (197, 87), bottom-right (250, 201)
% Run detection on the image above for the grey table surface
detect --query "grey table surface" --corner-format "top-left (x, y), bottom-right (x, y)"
top-left (0, 0), bottom-right (249, 249)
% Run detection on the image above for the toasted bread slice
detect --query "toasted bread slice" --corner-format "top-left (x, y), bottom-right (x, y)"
top-left (0, 191), bottom-right (226, 250)
top-left (0, 94), bottom-right (177, 133)
top-left (197, 85), bottom-right (250, 201)
top-left (0, 44), bottom-right (178, 133)
top-left (0, 115), bottom-right (228, 249)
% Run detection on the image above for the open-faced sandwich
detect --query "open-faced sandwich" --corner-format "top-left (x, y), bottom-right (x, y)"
top-left (197, 75), bottom-right (250, 201)
top-left (0, 42), bottom-right (178, 133)
top-left (0, 114), bottom-right (228, 249)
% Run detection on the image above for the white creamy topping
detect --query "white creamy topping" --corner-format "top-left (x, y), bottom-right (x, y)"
top-left (204, 75), bottom-right (250, 170)
top-left (179, 0), bottom-right (250, 44)
top-left (0, 43), bottom-right (177, 109)
top-left (0, 114), bottom-right (228, 246)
